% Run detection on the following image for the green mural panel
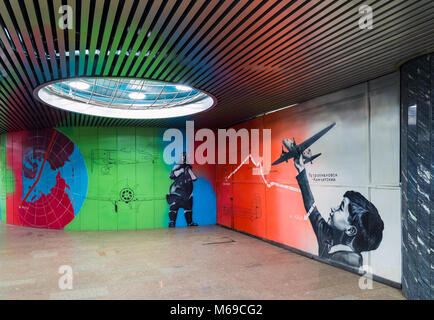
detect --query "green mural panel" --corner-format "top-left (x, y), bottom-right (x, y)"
top-left (68, 127), bottom-right (99, 230)
top-left (154, 199), bottom-right (169, 227)
top-left (62, 126), bottom-right (82, 230)
top-left (0, 134), bottom-right (6, 223)
top-left (116, 127), bottom-right (136, 230)
top-left (136, 200), bottom-right (155, 229)
top-left (135, 127), bottom-right (155, 228)
top-left (1, 126), bottom-right (216, 230)
top-left (98, 127), bottom-right (118, 230)
top-left (153, 128), bottom-right (171, 198)
top-left (58, 126), bottom-right (173, 230)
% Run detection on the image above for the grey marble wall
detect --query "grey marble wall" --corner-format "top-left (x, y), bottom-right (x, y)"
top-left (401, 53), bottom-right (433, 300)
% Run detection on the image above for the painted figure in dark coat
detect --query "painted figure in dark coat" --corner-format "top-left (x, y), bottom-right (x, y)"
top-left (294, 155), bottom-right (384, 269)
top-left (166, 152), bottom-right (198, 228)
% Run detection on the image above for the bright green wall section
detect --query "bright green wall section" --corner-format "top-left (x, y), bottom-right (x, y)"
top-left (0, 133), bottom-right (14, 223)
top-left (57, 127), bottom-right (172, 230)
top-left (0, 134), bottom-right (7, 223)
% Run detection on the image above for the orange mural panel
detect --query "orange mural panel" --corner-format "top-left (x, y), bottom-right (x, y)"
top-left (216, 181), bottom-right (233, 228)
top-left (229, 117), bottom-right (266, 185)
top-left (265, 186), bottom-right (317, 255)
top-left (7, 131), bottom-right (24, 226)
top-left (264, 110), bottom-right (308, 186)
top-left (232, 182), bottom-right (266, 238)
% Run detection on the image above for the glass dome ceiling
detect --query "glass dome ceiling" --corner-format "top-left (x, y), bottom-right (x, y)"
top-left (36, 78), bottom-right (215, 119)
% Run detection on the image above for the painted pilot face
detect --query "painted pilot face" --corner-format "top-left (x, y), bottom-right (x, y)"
top-left (328, 197), bottom-right (352, 231)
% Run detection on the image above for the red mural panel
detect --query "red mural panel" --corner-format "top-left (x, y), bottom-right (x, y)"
top-left (232, 182), bottom-right (266, 238)
top-left (7, 131), bottom-right (24, 226)
top-left (265, 186), bottom-right (316, 253)
top-left (215, 90), bottom-right (397, 284)
top-left (6, 129), bottom-right (78, 229)
top-left (229, 118), bottom-right (265, 185)
top-left (262, 109), bottom-right (316, 251)
top-left (216, 181), bottom-right (233, 228)
top-left (216, 106), bottom-right (318, 253)
top-left (20, 171), bottom-right (74, 229)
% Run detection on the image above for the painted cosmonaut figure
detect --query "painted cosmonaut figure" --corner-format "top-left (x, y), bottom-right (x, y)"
top-left (166, 152), bottom-right (198, 228)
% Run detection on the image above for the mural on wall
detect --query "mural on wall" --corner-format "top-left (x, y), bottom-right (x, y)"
top-left (0, 127), bottom-right (216, 230)
top-left (5, 129), bottom-right (88, 229)
top-left (167, 152), bottom-right (198, 228)
top-left (270, 123), bottom-right (384, 268)
top-left (216, 75), bottom-right (401, 282)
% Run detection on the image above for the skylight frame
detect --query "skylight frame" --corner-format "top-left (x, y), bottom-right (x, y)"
top-left (34, 77), bottom-right (216, 119)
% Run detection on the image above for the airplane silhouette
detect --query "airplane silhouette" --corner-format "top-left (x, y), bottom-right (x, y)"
top-left (272, 123), bottom-right (336, 166)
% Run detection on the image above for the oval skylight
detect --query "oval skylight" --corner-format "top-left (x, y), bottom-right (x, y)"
top-left (35, 78), bottom-right (215, 119)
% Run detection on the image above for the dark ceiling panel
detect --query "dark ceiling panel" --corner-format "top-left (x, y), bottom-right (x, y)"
top-left (0, 0), bottom-right (432, 132)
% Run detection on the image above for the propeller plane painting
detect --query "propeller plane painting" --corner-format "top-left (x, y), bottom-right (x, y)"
top-left (272, 123), bottom-right (336, 166)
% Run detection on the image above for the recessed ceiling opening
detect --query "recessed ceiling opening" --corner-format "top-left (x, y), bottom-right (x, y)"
top-left (35, 78), bottom-right (215, 119)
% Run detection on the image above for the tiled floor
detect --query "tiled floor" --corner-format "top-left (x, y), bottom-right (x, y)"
top-left (0, 223), bottom-right (405, 300)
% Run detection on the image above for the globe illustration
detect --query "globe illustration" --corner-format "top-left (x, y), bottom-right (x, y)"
top-left (19, 129), bottom-right (88, 229)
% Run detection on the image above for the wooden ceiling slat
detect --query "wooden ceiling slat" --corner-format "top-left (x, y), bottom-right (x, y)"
top-left (242, 29), bottom-right (433, 109)
top-left (0, 44), bottom-right (38, 109)
top-left (176, 0), bottom-right (285, 83)
top-left (167, 0), bottom-right (253, 83)
top-left (102, 0), bottom-right (136, 76)
top-left (119, 0), bottom-right (164, 77)
top-left (38, 0), bottom-right (59, 79)
top-left (0, 0), bottom-right (38, 87)
top-left (136, 0), bottom-right (192, 78)
top-left (173, 0), bottom-right (270, 83)
top-left (111, 0), bottom-right (149, 76)
top-left (201, 0), bottom-right (362, 92)
top-left (67, 0), bottom-right (76, 76)
top-left (95, 0), bottom-right (120, 74)
top-left (86, 0), bottom-right (105, 75)
top-left (0, 79), bottom-right (31, 128)
top-left (0, 28), bottom-right (34, 93)
top-left (79, 0), bottom-right (91, 75)
top-left (53, 0), bottom-right (67, 78)
top-left (0, 0), bottom-right (431, 132)
top-left (150, 0), bottom-right (217, 79)
top-left (143, 0), bottom-right (205, 78)
top-left (212, 0), bottom-right (430, 100)
top-left (127, 0), bottom-right (178, 76)
top-left (226, 7), bottom-right (434, 103)
top-left (157, 0), bottom-right (235, 80)
top-left (178, 0), bottom-right (321, 84)
top-left (23, 0), bottom-right (51, 81)
top-left (9, 0), bottom-right (45, 83)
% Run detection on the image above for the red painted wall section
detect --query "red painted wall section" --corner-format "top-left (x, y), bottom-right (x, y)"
top-left (7, 131), bottom-right (25, 226)
top-left (216, 112), bottom-right (314, 250)
top-left (263, 110), bottom-right (316, 253)
top-left (216, 75), bottom-right (403, 283)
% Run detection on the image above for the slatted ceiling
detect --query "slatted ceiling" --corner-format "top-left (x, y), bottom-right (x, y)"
top-left (202, 0), bottom-right (394, 97)
top-left (241, 11), bottom-right (433, 106)
top-left (0, 0), bottom-right (432, 133)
